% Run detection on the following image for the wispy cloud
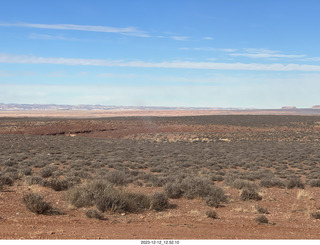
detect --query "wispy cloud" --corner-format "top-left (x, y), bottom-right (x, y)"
top-left (170, 36), bottom-right (190, 41)
top-left (97, 73), bottom-right (137, 78)
top-left (229, 48), bottom-right (306, 59)
top-left (219, 48), bottom-right (238, 53)
top-left (179, 47), bottom-right (238, 52)
top-left (1, 22), bottom-right (194, 41)
top-left (298, 57), bottom-right (320, 62)
top-left (180, 47), bottom-right (305, 59)
top-left (29, 33), bottom-right (88, 41)
top-left (1, 53), bottom-right (320, 71)
top-left (0, 22), bottom-right (150, 37)
top-left (179, 47), bottom-right (216, 51)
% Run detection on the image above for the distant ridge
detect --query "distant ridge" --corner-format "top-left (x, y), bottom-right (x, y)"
top-left (1, 103), bottom-right (320, 117)
top-left (0, 103), bottom-right (251, 111)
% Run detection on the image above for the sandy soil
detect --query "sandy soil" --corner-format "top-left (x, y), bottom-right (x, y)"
top-left (0, 109), bottom-right (310, 118)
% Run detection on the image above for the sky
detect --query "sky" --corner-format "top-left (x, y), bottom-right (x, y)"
top-left (1, 0), bottom-right (320, 108)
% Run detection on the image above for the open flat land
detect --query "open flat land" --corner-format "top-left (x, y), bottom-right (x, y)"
top-left (1, 113), bottom-right (320, 239)
top-left (1, 108), bottom-right (320, 118)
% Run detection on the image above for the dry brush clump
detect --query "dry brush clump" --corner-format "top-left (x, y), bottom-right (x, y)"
top-left (255, 215), bottom-right (269, 224)
top-left (311, 211), bottom-right (320, 219)
top-left (164, 177), bottom-right (227, 207)
top-left (259, 177), bottom-right (285, 188)
top-left (26, 176), bottom-right (48, 186)
top-left (256, 205), bottom-right (270, 214)
top-left (105, 170), bottom-right (132, 186)
top-left (22, 193), bottom-right (63, 215)
top-left (286, 177), bottom-right (305, 189)
top-left (240, 188), bottom-right (262, 201)
top-left (64, 180), bottom-right (168, 213)
top-left (85, 209), bottom-right (105, 220)
top-left (150, 192), bottom-right (169, 211)
top-left (308, 179), bottom-right (320, 187)
top-left (47, 178), bottom-right (71, 191)
top-left (39, 165), bottom-right (57, 178)
top-left (0, 174), bottom-right (14, 191)
top-left (164, 182), bottom-right (184, 199)
top-left (206, 210), bottom-right (218, 219)
top-left (229, 178), bottom-right (259, 190)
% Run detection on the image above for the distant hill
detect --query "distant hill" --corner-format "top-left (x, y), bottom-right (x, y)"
top-left (0, 103), bottom-right (243, 111)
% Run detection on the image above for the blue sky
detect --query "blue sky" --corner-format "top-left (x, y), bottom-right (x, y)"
top-left (1, 0), bottom-right (320, 108)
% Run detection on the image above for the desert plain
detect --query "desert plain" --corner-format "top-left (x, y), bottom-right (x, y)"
top-left (1, 110), bottom-right (320, 239)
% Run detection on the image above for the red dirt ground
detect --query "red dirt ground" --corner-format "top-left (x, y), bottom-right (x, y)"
top-left (1, 183), bottom-right (320, 239)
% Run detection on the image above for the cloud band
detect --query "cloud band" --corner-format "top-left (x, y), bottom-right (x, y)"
top-left (1, 53), bottom-right (320, 71)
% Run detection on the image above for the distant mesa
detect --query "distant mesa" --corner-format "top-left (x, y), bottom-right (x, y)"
top-left (312, 105), bottom-right (320, 109)
top-left (0, 103), bottom-right (249, 111)
top-left (281, 106), bottom-right (297, 110)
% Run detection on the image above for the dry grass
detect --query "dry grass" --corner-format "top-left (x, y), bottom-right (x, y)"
top-left (297, 190), bottom-right (314, 200)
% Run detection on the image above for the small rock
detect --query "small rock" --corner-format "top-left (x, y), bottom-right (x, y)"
top-left (139, 216), bottom-right (145, 219)
top-left (121, 213), bottom-right (126, 216)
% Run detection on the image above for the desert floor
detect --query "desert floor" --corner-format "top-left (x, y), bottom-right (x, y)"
top-left (1, 113), bottom-right (320, 239)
